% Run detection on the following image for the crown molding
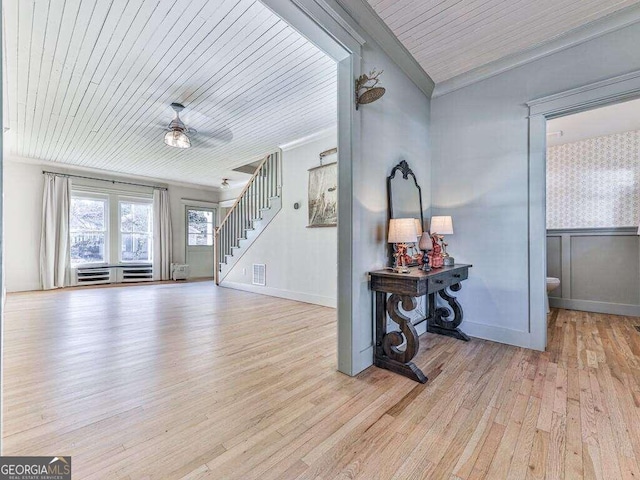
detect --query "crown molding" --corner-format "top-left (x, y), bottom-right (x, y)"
top-left (526, 69), bottom-right (640, 117)
top-left (433, 4), bottom-right (640, 98)
top-left (5, 155), bottom-right (222, 193)
top-left (279, 126), bottom-right (337, 151)
top-left (335, 0), bottom-right (435, 97)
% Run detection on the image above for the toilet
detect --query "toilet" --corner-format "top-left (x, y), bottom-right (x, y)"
top-left (546, 277), bottom-right (560, 314)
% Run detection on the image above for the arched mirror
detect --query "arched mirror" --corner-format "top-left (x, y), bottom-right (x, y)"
top-left (387, 160), bottom-right (424, 266)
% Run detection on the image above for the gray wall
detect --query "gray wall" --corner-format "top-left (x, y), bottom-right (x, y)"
top-left (431, 22), bottom-right (640, 346)
top-left (352, 40), bottom-right (431, 372)
top-left (547, 228), bottom-right (640, 316)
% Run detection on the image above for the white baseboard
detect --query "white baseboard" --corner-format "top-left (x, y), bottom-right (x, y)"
top-left (6, 282), bottom-right (42, 293)
top-left (460, 321), bottom-right (539, 351)
top-left (219, 280), bottom-right (337, 308)
top-left (550, 297), bottom-right (640, 317)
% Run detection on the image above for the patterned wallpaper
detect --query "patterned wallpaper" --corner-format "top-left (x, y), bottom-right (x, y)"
top-left (547, 130), bottom-right (640, 229)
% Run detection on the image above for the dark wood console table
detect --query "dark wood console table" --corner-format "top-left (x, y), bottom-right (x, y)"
top-left (369, 264), bottom-right (472, 383)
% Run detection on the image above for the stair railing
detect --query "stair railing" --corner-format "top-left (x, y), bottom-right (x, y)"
top-left (215, 151), bottom-right (281, 284)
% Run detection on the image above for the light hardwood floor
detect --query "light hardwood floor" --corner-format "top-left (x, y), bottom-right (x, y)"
top-left (3, 283), bottom-right (640, 479)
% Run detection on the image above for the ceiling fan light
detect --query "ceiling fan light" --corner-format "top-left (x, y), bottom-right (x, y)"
top-left (164, 130), bottom-right (191, 149)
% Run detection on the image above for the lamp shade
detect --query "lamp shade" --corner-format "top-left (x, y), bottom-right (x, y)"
top-left (418, 232), bottom-right (433, 251)
top-left (430, 215), bottom-right (453, 235)
top-left (414, 218), bottom-right (423, 236)
top-left (388, 218), bottom-right (418, 244)
top-left (164, 130), bottom-right (191, 149)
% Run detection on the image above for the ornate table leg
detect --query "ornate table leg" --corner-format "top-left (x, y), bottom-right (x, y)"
top-left (374, 291), bottom-right (427, 383)
top-left (427, 284), bottom-right (470, 341)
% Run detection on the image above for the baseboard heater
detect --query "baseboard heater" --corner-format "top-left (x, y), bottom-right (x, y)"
top-left (71, 264), bottom-right (153, 287)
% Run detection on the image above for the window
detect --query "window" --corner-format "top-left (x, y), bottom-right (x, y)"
top-left (187, 208), bottom-right (215, 246)
top-left (70, 195), bottom-right (108, 266)
top-left (120, 201), bottom-right (153, 262)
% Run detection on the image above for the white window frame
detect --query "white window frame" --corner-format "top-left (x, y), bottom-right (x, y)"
top-left (186, 206), bottom-right (216, 247)
top-left (70, 186), bottom-right (154, 267)
top-left (118, 196), bottom-right (154, 264)
top-left (69, 191), bottom-right (110, 267)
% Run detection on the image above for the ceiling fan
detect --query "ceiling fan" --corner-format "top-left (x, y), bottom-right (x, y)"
top-left (162, 102), bottom-right (233, 149)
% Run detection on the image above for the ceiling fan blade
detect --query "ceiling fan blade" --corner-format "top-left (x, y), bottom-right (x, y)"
top-left (190, 127), bottom-right (234, 148)
top-left (131, 120), bottom-right (169, 131)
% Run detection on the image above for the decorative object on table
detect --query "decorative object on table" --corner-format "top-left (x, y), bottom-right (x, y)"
top-left (355, 69), bottom-right (385, 110)
top-left (388, 218), bottom-right (418, 273)
top-left (387, 160), bottom-right (424, 268)
top-left (430, 215), bottom-right (454, 266)
top-left (307, 162), bottom-right (337, 227)
top-left (428, 234), bottom-right (445, 269)
top-left (369, 264), bottom-right (473, 383)
top-left (418, 232), bottom-right (433, 271)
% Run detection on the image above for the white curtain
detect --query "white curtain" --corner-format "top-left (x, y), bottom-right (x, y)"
top-left (153, 189), bottom-right (173, 280)
top-left (40, 173), bottom-right (71, 289)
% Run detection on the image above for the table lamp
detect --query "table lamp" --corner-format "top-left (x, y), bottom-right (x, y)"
top-left (418, 232), bottom-right (433, 271)
top-left (430, 215), bottom-right (454, 266)
top-left (414, 218), bottom-right (423, 236)
top-left (388, 218), bottom-right (418, 273)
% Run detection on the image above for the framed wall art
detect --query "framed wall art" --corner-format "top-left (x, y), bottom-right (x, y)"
top-left (307, 162), bottom-right (337, 228)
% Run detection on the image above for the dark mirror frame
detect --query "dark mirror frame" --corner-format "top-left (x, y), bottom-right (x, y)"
top-left (387, 160), bottom-right (425, 267)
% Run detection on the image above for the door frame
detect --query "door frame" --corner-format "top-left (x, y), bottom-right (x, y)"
top-left (526, 69), bottom-right (640, 351)
top-left (183, 202), bottom-right (218, 278)
top-left (260, 0), bottom-right (365, 375)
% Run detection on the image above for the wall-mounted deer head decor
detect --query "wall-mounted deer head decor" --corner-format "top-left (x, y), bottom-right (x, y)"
top-left (355, 69), bottom-right (386, 110)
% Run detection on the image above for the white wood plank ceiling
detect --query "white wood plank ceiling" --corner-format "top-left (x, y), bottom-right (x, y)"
top-left (367, 0), bottom-right (640, 83)
top-left (3, 0), bottom-right (337, 187)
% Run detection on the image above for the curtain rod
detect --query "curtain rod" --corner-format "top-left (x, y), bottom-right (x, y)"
top-left (42, 170), bottom-right (168, 191)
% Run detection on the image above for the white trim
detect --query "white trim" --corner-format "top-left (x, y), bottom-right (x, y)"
top-left (335, 0), bottom-right (434, 97)
top-left (279, 127), bottom-right (337, 151)
top-left (550, 298), bottom-right (640, 317)
top-left (180, 198), bottom-right (219, 209)
top-left (220, 280), bottom-right (337, 308)
top-left (528, 114), bottom-right (547, 352)
top-left (6, 155), bottom-right (221, 193)
top-left (527, 70), bottom-right (640, 116)
top-left (69, 192), bottom-right (111, 268)
top-left (527, 73), bottom-right (640, 354)
top-left (262, 0), bottom-right (357, 60)
top-left (433, 4), bottom-right (640, 98)
top-left (118, 199), bottom-right (154, 264)
top-left (262, 0), bottom-right (362, 376)
top-left (184, 205), bottom-right (216, 249)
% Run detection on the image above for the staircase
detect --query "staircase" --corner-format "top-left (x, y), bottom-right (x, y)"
top-left (215, 152), bottom-right (282, 285)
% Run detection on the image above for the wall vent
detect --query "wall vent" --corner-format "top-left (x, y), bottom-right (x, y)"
top-left (252, 264), bottom-right (266, 286)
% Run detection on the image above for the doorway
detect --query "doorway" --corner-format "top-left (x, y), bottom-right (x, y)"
top-left (527, 71), bottom-right (640, 350)
top-left (186, 206), bottom-right (217, 279)
top-left (545, 99), bottom-right (640, 316)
